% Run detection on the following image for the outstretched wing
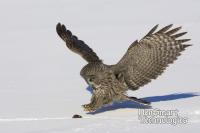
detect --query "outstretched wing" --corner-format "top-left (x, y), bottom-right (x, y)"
top-left (115, 24), bottom-right (191, 90)
top-left (56, 23), bottom-right (101, 62)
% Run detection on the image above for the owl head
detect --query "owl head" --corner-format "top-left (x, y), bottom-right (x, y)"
top-left (80, 62), bottom-right (108, 87)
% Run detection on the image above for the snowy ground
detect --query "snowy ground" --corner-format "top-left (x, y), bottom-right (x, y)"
top-left (0, 0), bottom-right (200, 132)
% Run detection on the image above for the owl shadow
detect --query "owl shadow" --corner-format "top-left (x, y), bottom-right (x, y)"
top-left (86, 86), bottom-right (199, 114)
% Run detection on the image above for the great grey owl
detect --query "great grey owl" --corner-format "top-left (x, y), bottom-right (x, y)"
top-left (56, 23), bottom-right (191, 112)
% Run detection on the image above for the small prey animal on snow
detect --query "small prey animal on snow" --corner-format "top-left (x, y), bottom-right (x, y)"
top-left (56, 23), bottom-right (191, 112)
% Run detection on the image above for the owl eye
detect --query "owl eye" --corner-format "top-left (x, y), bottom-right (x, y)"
top-left (88, 78), bottom-right (93, 82)
top-left (88, 78), bottom-right (94, 83)
top-left (87, 77), bottom-right (95, 84)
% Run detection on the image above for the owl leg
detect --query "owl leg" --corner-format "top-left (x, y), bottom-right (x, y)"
top-left (82, 93), bottom-right (104, 112)
top-left (128, 96), bottom-right (151, 105)
top-left (120, 95), bottom-right (151, 105)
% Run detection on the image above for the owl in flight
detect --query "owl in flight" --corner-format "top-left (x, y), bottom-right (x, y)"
top-left (56, 23), bottom-right (191, 112)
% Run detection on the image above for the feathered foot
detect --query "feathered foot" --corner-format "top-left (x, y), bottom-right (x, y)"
top-left (82, 104), bottom-right (96, 112)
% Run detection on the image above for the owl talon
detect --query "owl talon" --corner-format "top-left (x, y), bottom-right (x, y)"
top-left (82, 104), bottom-right (96, 112)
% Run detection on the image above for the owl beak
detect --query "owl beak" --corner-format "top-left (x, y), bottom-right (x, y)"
top-left (92, 84), bottom-right (101, 89)
top-left (89, 84), bottom-right (101, 91)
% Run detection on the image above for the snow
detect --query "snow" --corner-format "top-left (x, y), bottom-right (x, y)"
top-left (0, 0), bottom-right (200, 132)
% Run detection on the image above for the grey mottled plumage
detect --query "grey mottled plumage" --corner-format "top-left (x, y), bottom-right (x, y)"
top-left (56, 23), bottom-right (191, 112)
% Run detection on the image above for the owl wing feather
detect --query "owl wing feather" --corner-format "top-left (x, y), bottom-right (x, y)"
top-left (115, 24), bottom-right (191, 90)
top-left (56, 23), bottom-right (101, 63)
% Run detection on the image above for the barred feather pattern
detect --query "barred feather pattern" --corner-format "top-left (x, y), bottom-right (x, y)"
top-left (56, 23), bottom-right (191, 112)
top-left (82, 71), bottom-right (128, 111)
top-left (116, 24), bottom-right (191, 90)
top-left (56, 23), bottom-right (101, 62)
